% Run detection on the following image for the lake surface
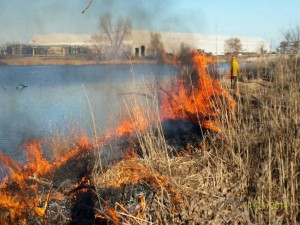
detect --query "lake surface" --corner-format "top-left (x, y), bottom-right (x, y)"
top-left (0, 64), bottom-right (177, 164)
top-left (0, 61), bottom-right (243, 165)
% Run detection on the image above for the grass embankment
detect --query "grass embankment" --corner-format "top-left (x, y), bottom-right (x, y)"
top-left (1, 54), bottom-right (297, 224)
top-left (91, 55), bottom-right (299, 224)
top-left (0, 56), bottom-right (157, 66)
top-left (0, 54), bottom-right (273, 66)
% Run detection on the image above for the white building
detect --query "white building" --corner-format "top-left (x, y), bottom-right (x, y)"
top-left (130, 30), bottom-right (269, 56)
top-left (28, 30), bottom-right (269, 57)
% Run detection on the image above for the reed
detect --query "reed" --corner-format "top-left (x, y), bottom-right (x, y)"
top-left (88, 54), bottom-right (300, 224)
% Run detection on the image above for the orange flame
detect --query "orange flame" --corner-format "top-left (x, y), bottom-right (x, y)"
top-left (0, 134), bottom-right (92, 224)
top-left (160, 51), bottom-right (235, 132)
top-left (108, 51), bottom-right (235, 138)
top-left (135, 194), bottom-right (146, 219)
top-left (105, 105), bottom-right (151, 139)
top-left (0, 52), bottom-right (235, 224)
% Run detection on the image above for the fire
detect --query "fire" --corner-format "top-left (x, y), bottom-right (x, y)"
top-left (160, 51), bottom-right (235, 132)
top-left (95, 156), bottom-right (180, 203)
top-left (107, 206), bottom-right (120, 224)
top-left (89, 52), bottom-right (235, 223)
top-left (93, 156), bottom-right (180, 223)
top-left (0, 51), bottom-right (235, 223)
top-left (22, 141), bottom-right (52, 177)
top-left (107, 51), bottom-right (235, 137)
top-left (0, 134), bottom-right (92, 224)
top-left (135, 194), bottom-right (146, 219)
top-left (105, 105), bottom-right (151, 139)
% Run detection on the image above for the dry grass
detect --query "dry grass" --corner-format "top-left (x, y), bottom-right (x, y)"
top-left (0, 56), bottom-right (157, 66)
top-left (92, 54), bottom-right (299, 224)
top-left (1, 54), bottom-right (296, 224)
top-left (0, 56), bottom-right (98, 66)
top-left (217, 55), bottom-right (300, 224)
top-left (43, 118), bottom-right (84, 160)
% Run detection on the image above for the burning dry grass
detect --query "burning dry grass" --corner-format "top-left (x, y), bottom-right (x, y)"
top-left (0, 137), bottom-right (92, 225)
top-left (160, 53), bottom-right (235, 133)
top-left (90, 52), bottom-right (239, 224)
top-left (0, 52), bottom-right (299, 224)
top-left (91, 53), bottom-right (299, 224)
top-left (151, 54), bottom-right (300, 224)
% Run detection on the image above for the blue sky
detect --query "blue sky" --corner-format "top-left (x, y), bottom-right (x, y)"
top-left (0, 0), bottom-right (299, 49)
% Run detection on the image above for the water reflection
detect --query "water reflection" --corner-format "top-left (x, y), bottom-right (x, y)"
top-left (0, 64), bottom-right (176, 163)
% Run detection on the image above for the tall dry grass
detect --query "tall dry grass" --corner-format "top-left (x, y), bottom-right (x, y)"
top-left (216, 54), bottom-right (300, 224)
top-left (91, 54), bottom-right (299, 224)
top-left (43, 118), bottom-right (85, 160)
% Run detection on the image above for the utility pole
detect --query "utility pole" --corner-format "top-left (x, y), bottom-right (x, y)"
top-left (215, 24), bottom-right (219, 65)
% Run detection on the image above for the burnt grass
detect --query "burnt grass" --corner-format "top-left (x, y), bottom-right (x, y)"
top-left (63, 116), bottom-right (208, 224)
top-left (57, 119), bottom-right (206, 225)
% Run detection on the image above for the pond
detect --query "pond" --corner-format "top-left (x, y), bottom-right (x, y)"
top-left (0, 64), bottom-right (177, 163)
top-left (0, 61), bottom-right (249, 167)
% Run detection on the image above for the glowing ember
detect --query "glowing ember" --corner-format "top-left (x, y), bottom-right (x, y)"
top-left (93, 156), bottom-right (180, 224)
top-left (94, 156), bottom-right (180, 204)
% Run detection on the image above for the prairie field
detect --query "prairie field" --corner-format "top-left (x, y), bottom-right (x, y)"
top-left (0, 54), bottom-right (299, 225)
top-left (89, 54), bottom-right (299, 224)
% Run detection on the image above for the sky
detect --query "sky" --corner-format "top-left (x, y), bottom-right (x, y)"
top-left (0, 0), bottom-right (299, 49)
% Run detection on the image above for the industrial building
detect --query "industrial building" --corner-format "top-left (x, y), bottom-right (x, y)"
top-left (5, 30), bottom-right (269, 57)
top-left (130, 30), bottom-right (270, 56)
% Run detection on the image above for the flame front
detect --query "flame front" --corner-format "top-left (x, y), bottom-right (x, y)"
top-left (0, 51), bottom-right (235, 224)
top-left (108, 51), bottom-right (235, 136)
top-left (160, 51), bottom-right (235, 132)
top-left (0, 135), bottom-right (91, 224)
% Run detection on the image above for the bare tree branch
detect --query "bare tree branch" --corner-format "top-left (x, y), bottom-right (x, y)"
top-left (99, 13), bottom-right (132, 59)
top-left (279, 26), bottom-right (300, 54)
top-left (100, 13), bottom-right (114, 45)
top-left (82, 0), bottom-right (93, 14)
top-left (149, 32), bottom-right (166, 63)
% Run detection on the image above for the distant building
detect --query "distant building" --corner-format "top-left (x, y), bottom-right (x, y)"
top-left (5, 44), bottom-right (33, 56)
top-left (8, 30), bottom-right (269, 58)
top-left (130, 30), bottom-right (270, 56)
top-left (28, 34), bottom-right (95, 57)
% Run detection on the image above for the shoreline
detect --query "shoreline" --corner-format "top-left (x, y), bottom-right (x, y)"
top-left (0, 55), bottom-right (275, 66)
top-left (0, 56), bottom-right (159, 66)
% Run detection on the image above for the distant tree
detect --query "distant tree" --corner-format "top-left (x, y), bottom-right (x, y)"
top-left (91, 34), bottom-right (105, 60)
top-left (258, 42), bottom-right (267, 55)
top-left (149, 32), bottom-right (165, 63)
top-left (98, 13), bottom-right (132, 59)
top-left (278, 26), bottom-right (300, 55)
top-left (0, 44), bottom-right (6, 55)
top-left (278, 41), bottom-right (289, 54)
top-left (224, 37), bottom-right (243, 55)
top-left (177, 43), bottom-right (193, 65)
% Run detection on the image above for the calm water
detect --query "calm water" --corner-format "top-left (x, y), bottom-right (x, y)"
top-left (0, 62), bottom-right (246, 164)
top-left (0, 64), bottom-right (177, 163)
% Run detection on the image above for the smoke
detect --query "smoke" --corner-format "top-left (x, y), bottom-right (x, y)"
top-left (0, 0), bottom-right (208, 45)
top-left (93, 0), bottom-right (208, 34)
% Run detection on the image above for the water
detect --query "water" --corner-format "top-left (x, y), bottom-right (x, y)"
top-left (215, 61), bottom-right (250, 76)
top-left (0, 61), bottom-right (248, 164)
top-left (0, 64), bottom-right (177, 162)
